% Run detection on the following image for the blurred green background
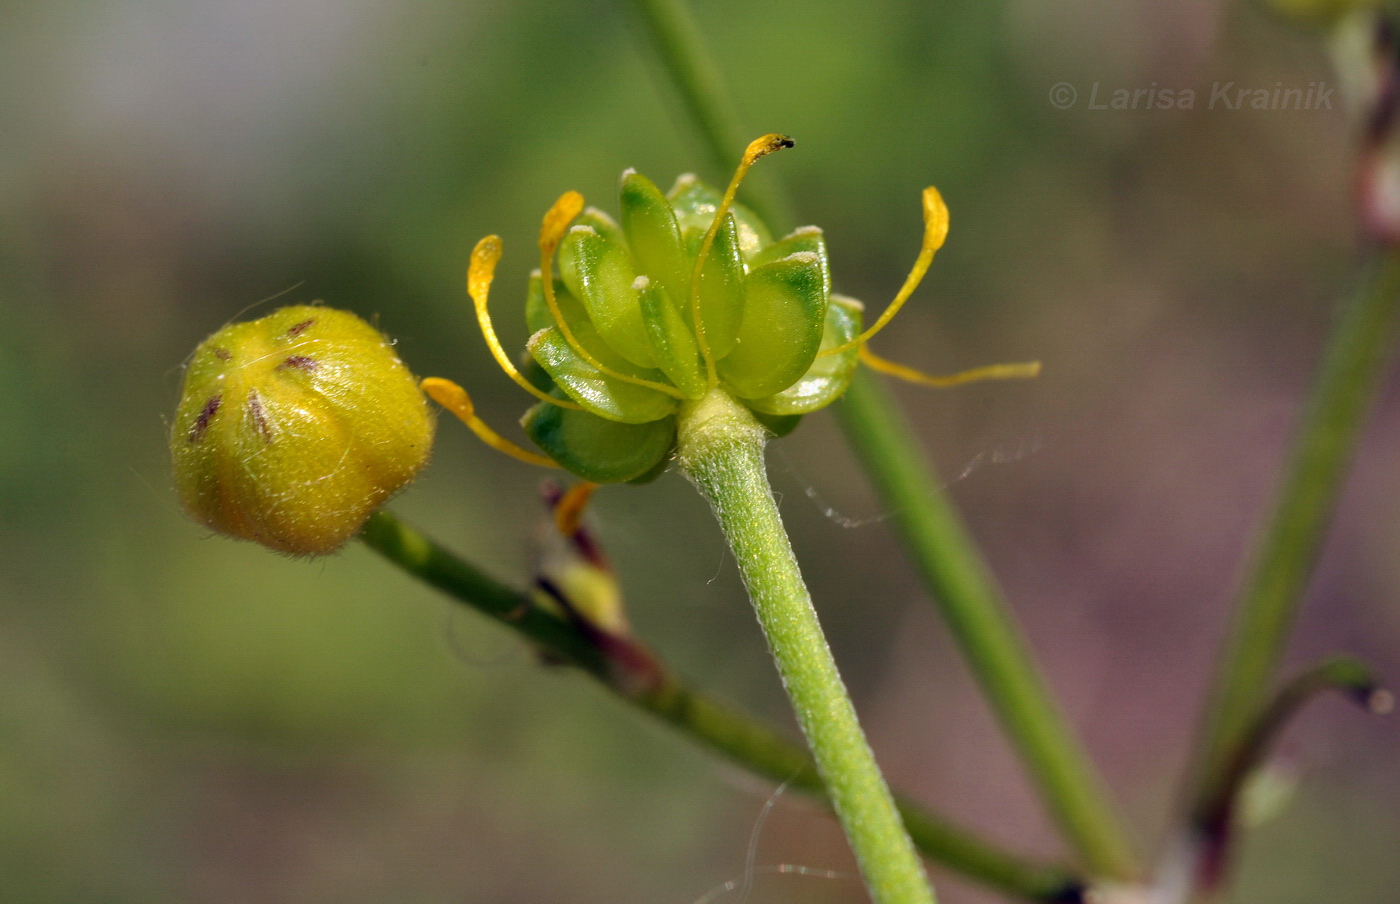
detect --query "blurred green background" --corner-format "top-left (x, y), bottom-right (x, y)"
top-left (2, 0), bottom-right (1398, 901)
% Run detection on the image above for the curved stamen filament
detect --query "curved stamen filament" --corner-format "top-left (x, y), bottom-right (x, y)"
top-left (860, 345), bottom-right (1041, 387)
top-left (820, 186), bottom-right (950, 357)
top-left (553, 480), bottom-right (598, 537)
top-left (468, 234), bottom-right (582, 411)
top-left (421, 377), bottom-right (560, 469)
top-left (537, 192), bottom-right (687, 400)
top-left (690, 134), bottom-right (795, 388)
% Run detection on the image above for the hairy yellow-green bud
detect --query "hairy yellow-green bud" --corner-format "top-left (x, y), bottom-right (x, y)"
top-left (171, 305), bottom-right (434, 556)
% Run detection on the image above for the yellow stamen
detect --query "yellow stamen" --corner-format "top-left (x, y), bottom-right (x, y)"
top-left (537, 192), bottom-right (688, 400)
top-left (421, 377), bottom-right (560, 469)
top-left (860, 345), bottom-right (1041, 388)
top-left (553, 480), bottom-right (599, 537)
top-left (690, 134), bottom-right (795, 388)
top-left (821, 186), bottom-right (950, 357)
top-left (467, 234), bottom-right (582, 411)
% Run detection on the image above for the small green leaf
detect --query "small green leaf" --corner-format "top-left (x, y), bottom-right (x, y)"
top-left (522, 399), bottom-right (676, 484)
top-left (620, 170), bottom-right (690, 304)
top-left (748, 294), bottom-right (862, 416)
top-left (636, 276), bottom-right (707, 399)
top-left (667, 174), bottom-right (773, 259)
top-left (528, 327), bottom-right (678, 424)
top-left (556, 209), bottom-right (657, 368)
top-left (717, 251), bottom-right (828, 399)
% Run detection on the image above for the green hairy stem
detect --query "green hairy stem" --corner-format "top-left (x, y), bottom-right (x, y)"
top-left (676, 389), bottom-right (936, 904)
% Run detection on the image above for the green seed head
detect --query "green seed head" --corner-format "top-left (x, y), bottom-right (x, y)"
top-left (171, 305), bottom-right (434, 556)
top-left (521, 170), bottom-right (862, 483)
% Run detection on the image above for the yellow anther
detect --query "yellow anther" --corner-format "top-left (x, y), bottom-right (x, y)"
top-left (690, 133), bottom-right (795, 387)
top-left (540, 191), bottom-right (586, 255)
top-left (860, 345), bottom-right (1041, 388)
top-left (553, 480), bottom-right (599, 537)
top-left (821, 186), bottom-right (950, 357)
top-left (421, 377), bottom-right (561, 469)
top-left (467, 234), bottom-right (583, 411)
top-left (537, 193), bottom-right (688, 400)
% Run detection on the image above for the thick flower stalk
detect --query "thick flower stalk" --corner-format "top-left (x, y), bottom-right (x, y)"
top-left (423, 134), bottom-right (1044, 904)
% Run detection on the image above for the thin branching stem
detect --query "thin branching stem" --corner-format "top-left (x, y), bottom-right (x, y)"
top-left (358, 510), bottom-right (1087, 903)
top-left (1191, 656), bottom-right (1389, 891)
top-left (1189, 249), bottom-right (1400, 825)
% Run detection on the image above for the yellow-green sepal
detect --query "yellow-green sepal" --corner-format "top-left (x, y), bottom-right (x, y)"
top-left (751, 410), bottom-right (803, 437)
top-left (717, 251), bottom-right (828, 399)
top-left (526, 270), bottom-right (658, 378)
top-left (619, 170), bottom-right (691, 304)
top-left (556, 209), bottom-right (657, 368)
top-left (525, 271), bottom-right (592, 336)
top-left (749, 226), bottom-right (832, 298)
top-left (667, 174), bottom-right (773, 260)
top-left (679, 212), bottom-right (747, 360)
top-left (626, 449), bottom-right (674, 484)
top-left (747, 294), bottom-right (862, 416)
top-left (522, 399), bottom-right (676, 484)
top-left (518, 350), bottom-right (556, 394)
top-left (636, 275), bottom-right (706, 399)
top-left (527, 327), bottom-right (678, 424)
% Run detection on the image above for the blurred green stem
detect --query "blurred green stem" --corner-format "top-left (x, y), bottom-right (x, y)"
top-left (623, 0), bottom-right (1139, 878)
top-left (836, 373), bottom-right (1139, 879)
top-left (358, 510), bottom-right (1086, 903)
top-left (626, 0), bottom-right (794, 228)
top-left (1190, 250), bottom-right (1400, 813)
top-left (1192, 656), bottom-right (1387, 882)
top-left (677, 389), bottom-right (935, 904)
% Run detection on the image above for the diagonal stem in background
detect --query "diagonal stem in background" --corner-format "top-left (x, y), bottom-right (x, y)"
top-left (358, 509), bottom-right (1087, 903)
top-left (836, 373), bottom-right (1139, 879)
top-left (1187, 249), bottom-right (1400, 833)
top-left (624, 0), bottom-right (1139, 879)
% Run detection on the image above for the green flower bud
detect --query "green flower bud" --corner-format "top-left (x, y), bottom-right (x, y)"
top-left (516, 161), bottom-right (855, 484)
top-left (430, 136), bottom-right (1034, 485)
top-left (171, 305), bottom-right (434, 556)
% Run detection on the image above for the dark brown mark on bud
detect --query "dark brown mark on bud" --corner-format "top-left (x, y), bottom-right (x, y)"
top-left (212, 347), bottom-right (231, 361)
top-left (287, 319), bottom-right (315, 337)
top-left (278, 355), bottom-right (318, 371)
top-left (189, 395), bottom-right (222, 443)
top-left (246, 390), bottom-right (273, 442)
